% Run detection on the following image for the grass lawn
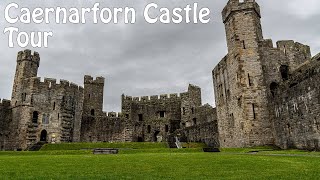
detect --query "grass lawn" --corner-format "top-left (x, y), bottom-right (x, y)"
top-left (0, 144), bottom-right (319, 179)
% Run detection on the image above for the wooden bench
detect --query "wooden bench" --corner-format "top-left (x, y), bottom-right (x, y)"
top-left (93, 148), bottom-right (119, 154)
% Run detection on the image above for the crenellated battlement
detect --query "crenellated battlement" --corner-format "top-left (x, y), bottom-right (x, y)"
top-left (25, 77), bottom-right (84, 93)
top-left (222, 0), bottom-right (261, 23)
top-left (17, 49), bottom-right (40, 66)
top-left (0, 99), bottom-right (11, 107)
top-left (276, 40), bottom-right (311, 59)
top-left (84, 75), bottom-right (105, 84)
top-left (122, 93), bottom-right (183, 103)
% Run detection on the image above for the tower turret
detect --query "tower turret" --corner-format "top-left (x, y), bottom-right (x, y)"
top-left (83, 75), bottom-right (105, 116)
top-left (11, 49), bottom-right (40, 106)
top-left (222, 0), bottom-right (263, 52)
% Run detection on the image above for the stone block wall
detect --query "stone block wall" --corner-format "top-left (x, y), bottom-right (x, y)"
top-left (273, 59), bottom-right (320, 150)
top-left (0, 99), bottom-right (12, 150)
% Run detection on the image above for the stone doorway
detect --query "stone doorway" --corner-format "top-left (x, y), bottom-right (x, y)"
top-left (153, 131), bottom-right (160, 142)
top-left (40, 130), bottom-right (47, 142)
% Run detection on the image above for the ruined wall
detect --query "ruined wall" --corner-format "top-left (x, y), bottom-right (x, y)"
top-left (81, 112), bottom-right (129, 142)
top-left (119, 85), bottom-right (217, 144)
top-left (121, 93), bottom-right (182, 142)
top-left (273, 59), bottom-right (320, 150)
top-left (178, 107), bottom-right (219, 147)
top-left (0, 99), bottom-right (12, 150)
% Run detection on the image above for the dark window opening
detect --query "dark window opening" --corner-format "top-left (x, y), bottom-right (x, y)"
top-left (280, 65), bottom-right (289, 81)
top-left (88, 94), bottom-right (91, 99)
top-left (270, 82), bottom-right (279, 97)
top-left (238, 97), bottom-right (242, 107)
top-left (91, 109), bottom-right (95, 116)
top-left (191, 108), bottom-right (194, 114)
top-left (32, 111), bottom-right (39, 124)
top-left (125, 114), bottom-right (129, 119)
top-left (53, 102), bottom-right (56, 110)
top-left (182, 107), bottom-right (186, 115)
top-left (248, 74), bottom-right (253, 86)
top-left (40, 130), bottom-right (47, 142)
top-left (160, 111), bottom-right (165, 118)
top-left (193, 118), bottom-right (197, 125)
top-left (165, 125), bottom-right (169, 132)
top-left (147, 125), bottom-right (151, 133)
top-left (138, 114), bottom-right (143, 121)
top-left (229, 114), bottom-right (234, 127)
top-left (252, 104), bottom-right (256, 120)
top-left (242, 40), bottom-right (246, 49)
top-left (58, 113), bottom-right (60, 119)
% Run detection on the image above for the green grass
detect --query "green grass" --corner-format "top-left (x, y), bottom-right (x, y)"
top-left (0, 151), bottom-right (319, 179)
top-left (0, 144), bottom-right (319, 179)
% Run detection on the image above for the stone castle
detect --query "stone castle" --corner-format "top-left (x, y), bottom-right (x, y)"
top-left (1, 0), bottom-right (319, 151)
top-left (212, 0), bottom-right (319, 150)
top-left (0, 50), bottom-right (217, 150)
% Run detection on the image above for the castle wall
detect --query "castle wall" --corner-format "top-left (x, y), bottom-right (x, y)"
top-left (121, 93), bottom-right (182, 142)
top-left (273, 59), bottom-right (320, 150)
top-left (0, 99), bottom-right (12, 150)
top-left (117, 85), bottom-right (217, 144)
top-left (12, 77), bottom-right (84, 149)
top-left (178, 107), bottom-right (219, 147)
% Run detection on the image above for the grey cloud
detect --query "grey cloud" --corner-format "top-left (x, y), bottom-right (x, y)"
top-left (0, 0), bottom-right (319, 112)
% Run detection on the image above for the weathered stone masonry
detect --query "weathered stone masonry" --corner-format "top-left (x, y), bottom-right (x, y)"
top-left (213, 0), bottom-right (320, 150)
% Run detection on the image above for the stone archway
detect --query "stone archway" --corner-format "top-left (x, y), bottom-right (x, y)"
top-left (153, 131), bottom-right (160, 142)
top-left (40, 130), bottom-right (47, 142)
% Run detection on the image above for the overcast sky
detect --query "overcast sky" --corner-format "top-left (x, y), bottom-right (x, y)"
top-left (0, 0), bottom-right (319, 112)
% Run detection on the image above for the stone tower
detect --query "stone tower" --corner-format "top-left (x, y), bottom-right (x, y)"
top-left (213, 0), bottom-right (273, 147)
top-left (83, 75), bottom-right (105, 117)
top-left (81, 75), bottom-right (106, 142)
top-left (11, 50), bottom-right (40, 106)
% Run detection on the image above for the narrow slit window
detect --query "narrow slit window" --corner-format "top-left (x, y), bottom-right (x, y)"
top-left (248, 74), bottom-right (252, 86)
top-left (242, 40), bottom-right (246, 49)
top-left (252, 104), bottom-right (256, 120)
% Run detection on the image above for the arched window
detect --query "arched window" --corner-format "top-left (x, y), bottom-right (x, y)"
top-left (91, 109), bottom-right (95, 116)
top-left (32, 111), bottom-right (39, 123)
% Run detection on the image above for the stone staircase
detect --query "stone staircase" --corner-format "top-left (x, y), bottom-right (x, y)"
top-left (167, 135), bottom-right (182, 148)
top-left (27, 141), bottom-right (46, 151)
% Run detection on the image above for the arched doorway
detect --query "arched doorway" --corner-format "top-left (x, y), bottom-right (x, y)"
top-left (40, 130), bottom-right (47, 142)
top-left (153, 131), bottom-right (160, 142)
